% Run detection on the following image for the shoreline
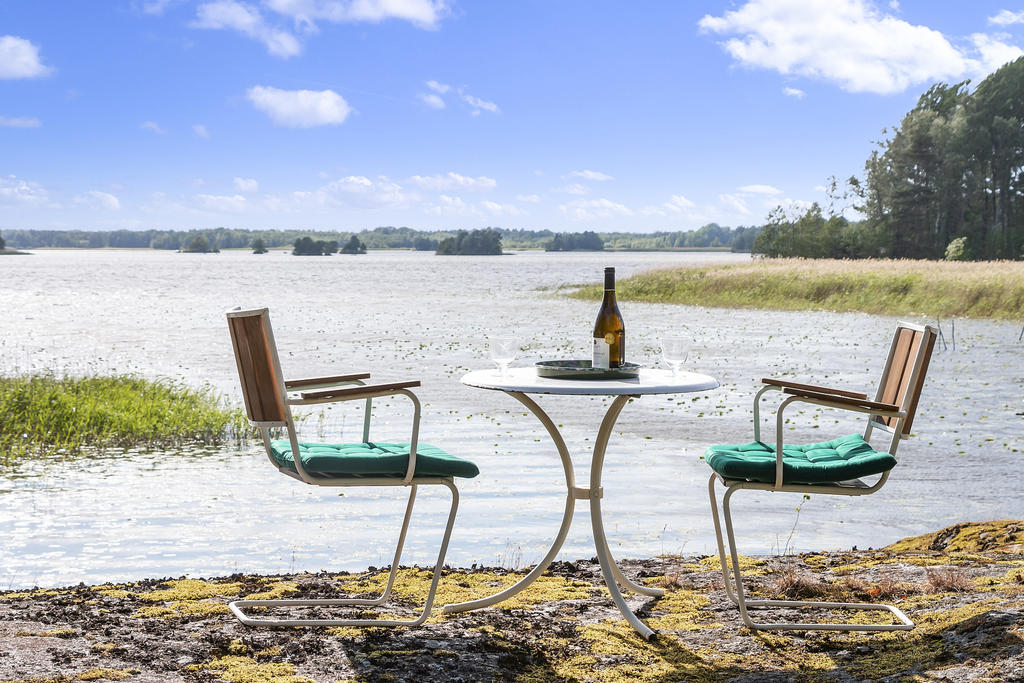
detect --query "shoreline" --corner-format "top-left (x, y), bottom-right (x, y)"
top-left (3, 520), bottom-right (1024, 681)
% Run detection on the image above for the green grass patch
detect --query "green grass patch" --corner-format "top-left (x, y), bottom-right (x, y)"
top-left (0, 374), bottom-right (249, 464)
top-left (570, 258), bottom-right (1024, 319)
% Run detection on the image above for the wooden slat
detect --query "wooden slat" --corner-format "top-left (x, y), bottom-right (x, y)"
top-left (878, 327), bottom-right (914, 428)
top-left (300, 380), bottom-right (421, 401)
top-left (900, 330), bottom-right (935, 435)
top-left (228, 312), bottom-right (285, 423)
top-left (285, 373), bottom-right (371, 389)
top-left (762, 377), bottom-right (868, 399)
top-left (782, 387), bottom-right (901, 413)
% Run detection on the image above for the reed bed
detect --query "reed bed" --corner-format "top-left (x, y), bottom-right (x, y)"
top-left (0, 374), bottom-right (249, 464)
top-left (571, 258), bottom-right (1024, 319)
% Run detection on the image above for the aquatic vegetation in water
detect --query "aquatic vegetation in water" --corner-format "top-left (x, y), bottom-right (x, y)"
top-left (571, 258), bottom-right (1024, 319)
top-left (0, 373), bottom-right (250, 464)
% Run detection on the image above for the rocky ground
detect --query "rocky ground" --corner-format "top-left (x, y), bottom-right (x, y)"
top-left (3, 521), bottom-right (1024, 682)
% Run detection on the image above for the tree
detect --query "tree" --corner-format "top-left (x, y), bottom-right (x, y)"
top-left (340, 235), bottom-right (366, 254)
top-left (435, 228), bottom-right (502, 255)
top-left (545, 230), bottom-right (604, 251)
top-left (0, 232), bottom-right (5, 250)
top-left (251, 238), bottom-right (268, 254)
top-left (293, 236), bottom-right (330, 255)
top-left (183, 235), bottom-right (212, 253)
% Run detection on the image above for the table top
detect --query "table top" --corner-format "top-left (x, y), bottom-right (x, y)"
top-left (461, 366), bottom-right (719, 396)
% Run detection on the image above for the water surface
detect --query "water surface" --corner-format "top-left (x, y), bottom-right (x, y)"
top-left (2, 249), bottom-right (1021, 589)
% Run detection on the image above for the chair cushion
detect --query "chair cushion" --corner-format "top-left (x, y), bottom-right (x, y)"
top-left (269, 440), bottom-right (479, 479)
top-left (705, 433), bottom-right (896, 485)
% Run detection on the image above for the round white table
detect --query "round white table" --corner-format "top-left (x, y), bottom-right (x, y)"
top-left (443, 366), bottom-right (719, 639)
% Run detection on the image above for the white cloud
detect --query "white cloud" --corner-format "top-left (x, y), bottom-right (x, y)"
top-left (990, 10), bottom-right (1024, 26)
top-left (719, 193), bottom-right (751, 215)
top-left (418, 93), bottom-right (445, 109)
top-left (783, 86), bottom-right (805, 98)
top-left (197, 193), bottom-right (248, 212)
top-left (567, 169), bottom-right (613, 181)
top-left (140, 120), bottom-right (166, 134)
top-left (302, 175), bottom-right (418, 209)
top-left (481, 200), bottom-right (525, 216)
top-left (557, 183), bottom-right (590, 196)
top-left (461, 92), bottom-right (500, 114)
top-left (408, 172), bottom-right (496, 191)
top-left (0, 115), bottom-right (41, 128)
top-left (75, 191), bottom-right (121, 211)
top-left (247, 85), bottom-right (351, 127)
top-left (193, 1), bottom-right (302, 58)
top-left (193, 124), bottom-right (210, 138)
top-left (234, 177), bottom-right (259, 192)
top-left (142, 0), bottom-right (177, 14)
top-left (426, 80), bottom-right (450, 93)
top-left (0, 175), bottom-right (48, 204)
top-left (559, 198), bottom-right (633, 221)
top-left (699, 0), bottom-right (1024, 95)
top-left (970, 33), bottom-right (1024, 73)
top-left (516, 194), bottom-right (541, 203)
top-left (0, 36), bottom-right (52, 79)
top-left (640, 194), bottom-right (696, 217)
top-left (426, 194), bottom-right (477, 216)
top-left (737, 184), bottom-right (782, 195)
top-left (264, 0), bottom-right (447, 30)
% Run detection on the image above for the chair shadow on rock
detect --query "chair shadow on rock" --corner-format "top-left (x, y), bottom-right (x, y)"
top-left (705, 321), bottom-right (937, 632)
top-left (225, 307), bottom-right (479, 627)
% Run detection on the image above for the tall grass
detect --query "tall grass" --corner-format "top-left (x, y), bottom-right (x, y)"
top-left (0, 374), bottom-right (250, 464)
top-left (571, 258), bottom-right (1024, 319)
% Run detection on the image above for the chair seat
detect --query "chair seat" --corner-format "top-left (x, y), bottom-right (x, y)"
top-left (270, 440), bottom-right (480, 479)
top-left (705, 433), bottom-right (896, 485)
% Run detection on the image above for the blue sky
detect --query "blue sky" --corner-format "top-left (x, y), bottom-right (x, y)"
top-left (2, 0), bottom-right (1023, 233)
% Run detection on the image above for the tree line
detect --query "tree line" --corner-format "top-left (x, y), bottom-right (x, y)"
top-left (3, 223), bottom-right (759, 253)
top-left (755, 56), bottom-right (1024, 260)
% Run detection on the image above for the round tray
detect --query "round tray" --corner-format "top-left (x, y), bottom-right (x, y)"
top-left (535, 359), bottom-right (641, 380)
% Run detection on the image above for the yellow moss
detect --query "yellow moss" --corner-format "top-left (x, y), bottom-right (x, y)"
top-left (227, 639), bottom-right (249, 655)
top-left (0, 588), bottom-right (60, 601)
top-left (647, 587), bottom-right (721, 631)
top-left (135, 600), bottom-right (229, 618)
top-left (73, 670), bottom-right (135, 681)
top-left (337, 568), bottom-right (593, 621)
top-left (15, 628), bottom-right (77, 638)
top-left (137, 578), bottom-right (242, 603)
top-left (255, 646), bottom-right (283, 658)
top-left (887, 521), bottom-right (1024, 554)
top-left (242, 581), bottom-right (298, 601)
top-left (95, 589), bottom-right (131, 599)
top-left (699, 554), bottom-right (768, 576)
top-left (90, 643), bottom-right (120, 654)
top-left (199, 655), bottom-right (313, 683)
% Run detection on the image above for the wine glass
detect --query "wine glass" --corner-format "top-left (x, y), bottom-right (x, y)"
top-left (660, 336), bottom-right (689, 377)
top-left (488, 336), bottom-right (518, 379)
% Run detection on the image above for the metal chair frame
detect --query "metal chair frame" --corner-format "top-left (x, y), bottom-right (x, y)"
top-left (708, 321), bottom-right (937, 632)
top-left (226, 307), bottom-right (460, 628)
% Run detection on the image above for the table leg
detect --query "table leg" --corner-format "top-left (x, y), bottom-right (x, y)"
top-left (442, 391), bottom-right (577, 614)
top-left (590, 394), bottom-right (658, 639)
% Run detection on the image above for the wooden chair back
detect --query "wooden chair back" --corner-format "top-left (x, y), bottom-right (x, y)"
top-left (226, 308), bottom-right (288, 425)
top-left (873, 323), bottom-right (937, 436)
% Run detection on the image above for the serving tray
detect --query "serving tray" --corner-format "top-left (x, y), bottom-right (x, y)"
top-left (535, 359), bottom-right (641, 380)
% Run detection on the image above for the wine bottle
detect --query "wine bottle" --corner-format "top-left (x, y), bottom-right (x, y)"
top-left (592, 267), bottom-right (625, 369)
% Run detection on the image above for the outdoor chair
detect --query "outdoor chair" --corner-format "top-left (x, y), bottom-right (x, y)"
top-left (704, 321), bottom-right (937, 632)
top-left (225, 307), bottom-right (479, 627)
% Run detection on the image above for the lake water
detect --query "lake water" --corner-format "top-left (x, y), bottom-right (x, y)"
top-left (2, 249), bottom-right (1022, 590)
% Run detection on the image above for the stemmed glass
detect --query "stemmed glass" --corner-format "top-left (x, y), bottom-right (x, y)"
top-left (488, 336), bottom-right (518, 379)
top-left (660, 337), bottom-right (689, 377)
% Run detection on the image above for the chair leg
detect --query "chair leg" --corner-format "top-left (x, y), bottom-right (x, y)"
top-left (708, 474), bottom-right (740, 606)
top-left (713, 479), bottom-right (914, 632)
top-left (229, 481), bottom-right (461, 628)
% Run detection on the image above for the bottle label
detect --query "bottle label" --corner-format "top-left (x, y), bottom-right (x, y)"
top-left (593, 338), bottom-right (610, 369)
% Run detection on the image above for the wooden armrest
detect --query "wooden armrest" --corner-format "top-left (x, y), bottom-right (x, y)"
top-left (782, 386), bottom-right (900, 413)
top-left (300, 380), bottom-right (421, 401)
top-left (285, 373), bottom-right (371, 389)
top-left (762, 377), bottom-right (867, 400)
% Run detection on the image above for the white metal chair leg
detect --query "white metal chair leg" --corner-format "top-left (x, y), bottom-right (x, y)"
top-left (443, 391), bottom-right (577, 615)
top-left (715, 481), bottom-right (914, 631)
top-left (590, 395), bottom-right (658, 639)
top-left (230, 481), bottom-right (460, 627)
top-left (708, 474), bottom-right (740, 606)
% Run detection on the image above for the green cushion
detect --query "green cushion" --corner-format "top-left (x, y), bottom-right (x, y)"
top-left (705, 434), bottom-right (896, 485)
top-left (269, 440), bottom-right (479, 479)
